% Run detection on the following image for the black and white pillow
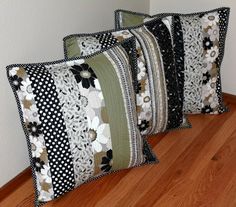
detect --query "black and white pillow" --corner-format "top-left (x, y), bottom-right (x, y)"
top-left (7, 38), bottom-right (157, 206)
top-left (115, 7), bottom-right (230, 114)
top-left (63, 18), bottom-right (190, 136)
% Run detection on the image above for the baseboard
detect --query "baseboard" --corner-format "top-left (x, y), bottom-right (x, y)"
top-left (0, 92), bottom-right (235, 202)
top-left (0, 167), bottom-right (31, 202)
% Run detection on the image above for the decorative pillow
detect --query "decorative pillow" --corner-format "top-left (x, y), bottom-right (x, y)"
top-left (115, 7), bottom-right (230, 114)
top-left (7, 39), bottom-right (157, 206)
top-left (63, 20), bottom-right (190, 136)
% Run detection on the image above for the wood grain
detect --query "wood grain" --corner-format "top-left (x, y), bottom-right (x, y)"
top-left (0, 167), bottom-right (31, 202)
top-left (1, 93), bottom-right (236, 207)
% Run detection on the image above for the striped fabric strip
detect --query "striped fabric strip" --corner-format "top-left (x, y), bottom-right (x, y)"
top-left (131, 26), bottom-right (168, 134)
top-left (105, 46), bottom-right (144, 167)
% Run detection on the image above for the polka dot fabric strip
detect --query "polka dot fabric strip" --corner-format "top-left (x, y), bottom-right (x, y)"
top-left (25, 65), bottom-right (75, 198)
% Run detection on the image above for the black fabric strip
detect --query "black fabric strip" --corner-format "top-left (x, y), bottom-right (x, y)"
top-left (145, 19), bottom-right (183, 130)
top-left (173, 15), bottom-right (185, 119)
top-left (25, 65), bottom-right (75, 198)
top-left (120, 39), bottom-right (139, 94)
top-left (217, 8), bottom-right (230, 113)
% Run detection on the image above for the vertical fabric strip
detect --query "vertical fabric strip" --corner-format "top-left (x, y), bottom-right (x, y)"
top-left (130, 30), bottom-right (155, 135)
top-left (180, 15), bottom-right (204, 113)
top-left (173, 16), bottom-right (185, 114)
top-left (145, 19), bottom-right (182, 130)
top-left (132, 26), bottom-right (168, 134)
top-left (85, 53), bottom-right (131, 171)
top-left (217, 8), bottom-right (230, 113)
top-left (25, 65), bottom-right (75, 198)
top-left (8, 66), bottom-right (55, 202)
top-left (46, 63), bottom-right (94, 186)
top-left (105, 46), bottom-right (144, 167)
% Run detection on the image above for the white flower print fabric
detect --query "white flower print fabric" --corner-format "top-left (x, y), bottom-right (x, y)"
top-left (8, 67), bottom-right (55, 202)
top-left (77, 66), bottom-right (112, 155)
top-left (200, 12), bottom-right (221, 113)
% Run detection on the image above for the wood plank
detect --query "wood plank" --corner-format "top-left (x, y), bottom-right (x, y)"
top-left (95, 115), bottom-right (215, 207)
top-left (0, 178), bottom-right (34, 207)
top-left (131, 108), bottom-right (235, 207)
top-left (0, 167), bottom-right (31, 202)
top-left (154, 122), bottom-right (236, 207)
top-left (180, 131), bottom-right (236, 207)
top-left (215, 174), bottom-right (236, 207)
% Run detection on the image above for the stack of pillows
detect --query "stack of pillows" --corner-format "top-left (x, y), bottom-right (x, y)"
top-left (7, 7), bottom-right (230, 206)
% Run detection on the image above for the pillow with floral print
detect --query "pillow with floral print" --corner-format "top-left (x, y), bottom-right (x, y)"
top-left (115, 7), bottom-right (230, 114)
top-left (7, 38), bottom-right (157, 206)
top-left (63, 19), bottom-right (191, 136)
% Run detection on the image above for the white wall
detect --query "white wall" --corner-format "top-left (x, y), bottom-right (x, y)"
top-left (150, 0), bottom-right (236, 95)
top-left (0, 0), bottom-right (149, 187)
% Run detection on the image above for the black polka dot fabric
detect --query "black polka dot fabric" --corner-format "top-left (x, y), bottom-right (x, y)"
top-left (217, 8), bottom-right (230, 113)
top-left (95, 33), bottom-right (118, 48)
top-left (145, 19), bottom-right (183, 130)
top-left (25, 65), bottom-right (75, 198)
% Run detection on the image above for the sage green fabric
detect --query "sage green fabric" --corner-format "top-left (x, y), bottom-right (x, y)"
top-left (86, 53), bottom-right (131, 171)
top-left (64, 36), bottom-right (81, 58)
top-left (120, 12), bottom-right (146, 28)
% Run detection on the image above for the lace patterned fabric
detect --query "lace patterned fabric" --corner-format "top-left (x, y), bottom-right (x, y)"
top-left (180, 15), bottom-right (204, 113)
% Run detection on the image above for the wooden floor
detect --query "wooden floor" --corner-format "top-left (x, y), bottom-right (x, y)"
top-left (1, 94), bottom-right (236, 207)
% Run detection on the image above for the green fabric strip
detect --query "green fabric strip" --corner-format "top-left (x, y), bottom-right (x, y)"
top-left (121, 12), bottom-right (145, 28)
top-left (64, 37), bottom-right (81, 58)
top-left (86, 54), bottom-right (131, 171)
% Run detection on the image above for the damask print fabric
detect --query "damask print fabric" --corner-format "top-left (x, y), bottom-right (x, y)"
top-left (115, 7), bottom-right (230, 114)
top-left (63, 18), bottom-right (189, 136)
top-left (7, 39), bottom-right (157, 206)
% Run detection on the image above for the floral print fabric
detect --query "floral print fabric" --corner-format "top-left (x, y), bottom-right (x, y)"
top-left (9, 67), bottom-right (55, 202)
top-left (72, 61), bottom-right (113, 175)
top-left (200, 12), bottom-right (220, 113)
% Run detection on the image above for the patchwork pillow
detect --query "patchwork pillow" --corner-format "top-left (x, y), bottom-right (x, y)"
top-left (63, 19), bottom-right (190, 136)
top-left (7, 39), bottom-right (157, 206)
top-left (115, 7), bottom-right (230, 114)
